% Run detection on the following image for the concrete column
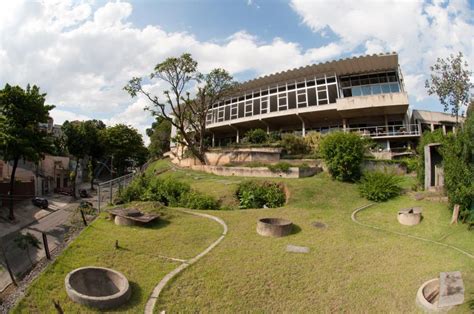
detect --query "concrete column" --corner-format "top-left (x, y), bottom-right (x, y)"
top-left (384, 114), bottom-right (389, 134)
top-left (301, 120), bottom-right (306, 137)
top-left (342, 118), bottom-right (347, 132)
top-left (236, 129), bottom-right (240, 143)
top-left (442, 125), bottom-right (446, 135)
top-left (453, 125), bottom-right (457, 133)
top-left (266, 125), bottom-right (270, 134)
top-left (430, 123), bottom-right (435, 132)
top-left (386, 140), bottom-right (391, 152)
top-left (212, 133), bottom-right (215, 147)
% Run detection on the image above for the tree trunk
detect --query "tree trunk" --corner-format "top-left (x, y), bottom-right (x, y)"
top-left (26, 246), bottom-right (33, 266)
top-left (8, 157), bottom-right (19, 221)
top-left (72, 158), bottom-right (80, 199)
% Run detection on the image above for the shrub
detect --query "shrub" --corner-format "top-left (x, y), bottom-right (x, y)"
top-left (268, 162), bottom-right (291, 173)
top-left (235, 181), bottom-right (286, 209)
top-left (143, 177), bottom-right (191, 206)
top-left (359, 171), bottom-right (403, 202)
top-left (304, 131), bottom-right (323, 157)
top-left (245, 128), bottom-right (268, 144)
top-left (280, 133), bottom-right (310, 155)
top-left (400, 157), bottom-right (418, 173)
top-left (320, 132), bottom-right (366, 182)
top-left (117, 174), bottom-right (149, 203)
top-left (180, 191), bottom-right (220, 210)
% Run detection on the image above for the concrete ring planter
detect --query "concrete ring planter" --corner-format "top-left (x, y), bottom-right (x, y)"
top-left (398, 207), bottom-right (422, 226)
top-left (65, 266), bottom-right (131, 309)
top-left (416, 278), bottom-right (453, 313)
top-left (257, 218), bottom-right (293, 237)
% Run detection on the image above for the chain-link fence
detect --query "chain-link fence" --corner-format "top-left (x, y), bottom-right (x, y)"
top-left (97, 172), bottom-right (136, 212)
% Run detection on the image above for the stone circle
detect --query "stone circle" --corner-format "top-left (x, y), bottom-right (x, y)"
top-left (256, 218), bottom-right (293, 237)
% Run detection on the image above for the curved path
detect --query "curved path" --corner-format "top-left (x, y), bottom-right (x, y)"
top-left (144, 209), bottom-right (228, 314)
top-left (351, 204), bottom-right (473, 259)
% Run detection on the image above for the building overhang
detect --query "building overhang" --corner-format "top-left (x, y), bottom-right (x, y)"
top-left (336, 92), bottom-right (409, 118)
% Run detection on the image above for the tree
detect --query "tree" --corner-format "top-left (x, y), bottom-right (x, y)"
top-left (146, 116), bottom-right (171, 159)
top-left (83, 120), bottom-right (106, 190)
top-left (105, 124), bottom-right (148, 176)
top-left (0, 84), bottom-right (54, 220)
top-left (125, 53), bottom-right (236, 164)
top-left (62, 121), bottom-right (90, 199)
top-left (14, 232), bottom-right (41, 266)
top-left (425, 52), bottom-right (473, 124)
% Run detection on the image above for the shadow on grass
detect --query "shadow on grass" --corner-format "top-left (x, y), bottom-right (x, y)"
top-left (290, 223), bottom-right (302, 235)
top-left (113, 281), bottom-right (143, 312)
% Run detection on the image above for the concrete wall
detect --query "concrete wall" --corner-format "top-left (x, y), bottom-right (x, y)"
top-left (362, 160), bottom-right (407, 175)
top-left (190, 164), bottom-right (319, 178)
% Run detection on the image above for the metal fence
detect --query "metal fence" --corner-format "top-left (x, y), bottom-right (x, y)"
top-left (97, 172), bottom-right (136, 211)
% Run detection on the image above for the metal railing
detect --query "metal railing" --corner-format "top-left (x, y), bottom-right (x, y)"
top-left (97, 172), bottom-right (136, 212)
top-left (345, 124), bottom-right (420, 138)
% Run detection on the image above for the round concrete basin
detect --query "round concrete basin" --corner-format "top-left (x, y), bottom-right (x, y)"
top-left (398, 207), bottom-right (422, 226)
top-left (65, 266), bottom-right (131, 309)
top-left (257, 218), bottom-right (293, 237)
top-left (416, 278), bottom-right (453, 312)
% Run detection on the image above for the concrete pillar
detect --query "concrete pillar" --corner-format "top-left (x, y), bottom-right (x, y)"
top-left (301, 119), bottom-right (306, 137)
top-left (384, 114), bottom-right (389, 134)
top-left (442, 125), bottom-right (446, 135)
top-left (266, 125), bottom-right (270, 134)
top-left (342, 118), bottom-right (347, 132)
top-left (386, 140), bottom-right (391, 152)
top-left (236, 129), bottom-right (240, 143)
top-left (430, 123), bottom-right (435, 132)
top-left (212, 133), bottom-right (215, 147)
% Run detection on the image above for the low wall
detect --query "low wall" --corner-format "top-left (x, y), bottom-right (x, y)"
top-left (0, 181), bottom-right (35, 206)
top-left (362, 160), bottom-right (407, 175)
top-left (190, 165), bottom-right (319, 178)
top-left (171, 147), bottom-right (283, 167)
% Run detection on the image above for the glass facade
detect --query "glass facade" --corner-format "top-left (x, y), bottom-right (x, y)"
top-left (340, 71), bottom-right (401, 98)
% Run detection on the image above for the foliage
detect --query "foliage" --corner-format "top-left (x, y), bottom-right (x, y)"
top-left (235, 181), bottom-right (286, 209)
top-left (244, 128), bottom-right (268, 144)
top-left (147, 116), bottom-right (171, 158)
top-left (359, 171), bottom-right (403, 202)
top-left (425, 52), bottom-right (473, 124)
top-left (105, 124), bottom-right (148, 176)
top-left (268, 131), bottom-right (282, 143)
top-left (400, 157), bottom-right (418, 173)
top-left (319, 132), bottom-right (366, 182)
top-left (0, 83), bottom-right (54, 219)
top-left (267, 162), bottom-right (292, 173)
top-left (179, 191), bottom-right (220, 210)
top-left (304, 131), bottom-right (323, 157)
top-left (125, 53), bottom-right (236, 164)
top-left (416, 129), bottom-right (445, 186)
top-left (280, 133), bottom-right (310, 155)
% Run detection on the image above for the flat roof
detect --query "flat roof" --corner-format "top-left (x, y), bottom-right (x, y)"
top-left (412, 109), bottom-right (461, 124)
top-left (237, 52), bottom-right (399, 92)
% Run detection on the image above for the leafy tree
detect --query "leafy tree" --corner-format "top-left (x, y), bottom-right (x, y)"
top-left (245, 128), bottom-right (268, 144)
top-left (0, 84), bottom-right (54, 220)
top-left (425, 52), bottom-right (473, 124)
top-left (83, 120), bottom-right (106, 190)
top-left (105, 124), bottom-right (147, 176)
top-left (14, 232), bottom-right (41, 266)
top-left (62, 121), bottom-right (90, 199)
top-left (146, 116), bottom-right (171, 159)
top-left (125, 53), bottom-right (236, 164)
top-left (319, 132), bottom-right (366, 182)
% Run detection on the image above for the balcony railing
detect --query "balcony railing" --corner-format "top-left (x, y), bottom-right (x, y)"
top-left (345, 124), bottom-right (420, 138)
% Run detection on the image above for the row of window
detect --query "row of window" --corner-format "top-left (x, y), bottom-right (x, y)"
top-left (340, 71), bottom-right (398, 88)
top-left (342, 82), bottom-right (400, 97)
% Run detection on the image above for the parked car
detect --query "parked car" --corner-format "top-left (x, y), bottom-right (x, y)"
top-left (32, 197), bottom-right (49, 209)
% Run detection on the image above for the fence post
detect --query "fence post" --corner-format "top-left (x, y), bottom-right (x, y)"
top-left (42, 232), bottom-right (51, 260)
top-left (80, 209), bottom-right (88, 226)
top-left (97, 184), bottom-right (101, 213)
top-left (109, 180), bottom-right (113, 204)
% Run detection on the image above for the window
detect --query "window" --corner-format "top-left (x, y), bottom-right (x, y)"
top-left (352, 86), bottom-right (362, 96)
top-left (389, 83), bottom-right (400, 93)
top-left (361, 86), bottom-right (371, 95)
top-left (371, 84), bottom-right (382, 94)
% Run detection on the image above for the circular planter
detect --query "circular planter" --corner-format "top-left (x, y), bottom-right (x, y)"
top-left (114, 215), bottom-right (138, 226)
top-left (257, 218), bottom-right (293, 237)
top-left (416, 278), bottom-right (453, 312)
top-left (398, 207), bottom-right (422, 226)
top-left (65, 266), bottom-right (131, 309)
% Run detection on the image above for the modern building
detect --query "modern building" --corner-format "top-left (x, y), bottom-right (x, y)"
top-left (171, 52), bottom-right (461, 158)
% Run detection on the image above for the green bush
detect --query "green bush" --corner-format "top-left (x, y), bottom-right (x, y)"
top-left (304, 131), bottom-right (323, 157)
top-left (320, 132), bottom-right (366, 182)
top-left (268, 162), bottom-right (291, 173)
top-left (143, 176), bottom-right (190, 206)
top-left (235, 181), bottom-right (286, 209)
top-left (359, 171), bottom-right (403, 202)
top-left (400, 157), bottom-right (418, 173)
top-left (180, 191), bottom-right (220, 210)
top-left (118, 174), bottom-right (149, 203)
top-left (280, 133), bottom-right (310, 155)
top-left (245, 128), bottom-right (268, 144)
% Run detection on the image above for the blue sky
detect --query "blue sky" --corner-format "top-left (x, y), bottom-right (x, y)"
top-left (0, 0), bottom-right (472, 142)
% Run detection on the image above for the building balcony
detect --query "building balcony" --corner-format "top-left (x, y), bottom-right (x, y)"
top-left (345, 124), bottom-right (420, 139)
top-left (336, 92), bottom-right (409, 118)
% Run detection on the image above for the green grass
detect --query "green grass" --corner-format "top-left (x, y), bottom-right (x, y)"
top-left (14, 160), bottom-right (474, 312)
top-left (13, 202), bottom-right (222, 313)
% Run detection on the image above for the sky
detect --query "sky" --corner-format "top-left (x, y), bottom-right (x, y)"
top-left (0, 0), bottom-right (473, 144)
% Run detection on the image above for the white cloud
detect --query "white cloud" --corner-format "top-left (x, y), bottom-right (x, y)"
top-left (0, 0), bottom-right (343, 143)
top-left (290, 0), bottom-right (474, 104)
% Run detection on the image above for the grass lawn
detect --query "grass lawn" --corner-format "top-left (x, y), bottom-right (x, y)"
top-left (14, 160), bottom-right (474, 312)
top-left (12, 202), bottom-right (222, 313)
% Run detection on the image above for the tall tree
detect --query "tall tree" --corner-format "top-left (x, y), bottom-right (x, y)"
top-left (0, 84), bottom-right (54, 220)
top-left (83, 120), bottom-right (106, 190)
top-left (124, 53), bottom-right (236, 164)
top-left (62, 121), bottom-right (90, 199)
top-left (425, 52), bottom-right (473, 124)
top-left (146, 116), bottom-right (171, 159)
top-left (105, 124), bottom-right (147, 176)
